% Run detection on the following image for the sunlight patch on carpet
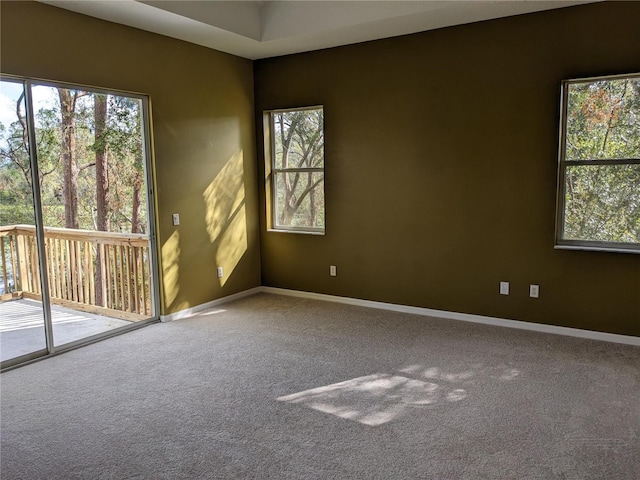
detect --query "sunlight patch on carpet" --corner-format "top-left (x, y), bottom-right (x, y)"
top-left (277, 373), bottom-right (453, 426)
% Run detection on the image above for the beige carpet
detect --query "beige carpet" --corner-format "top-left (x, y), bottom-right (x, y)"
top-left (1, 293), bottom-right (639, 479)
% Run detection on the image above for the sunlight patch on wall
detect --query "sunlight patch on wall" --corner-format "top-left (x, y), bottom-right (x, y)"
top-left (204, 150), bottom-right (245, 242)
top-left (203, 150), bottom-right (247, 286)
top-left (161, 230), bottom-right (182, 310)
top-left (216, 205), bottom-right (247, 286)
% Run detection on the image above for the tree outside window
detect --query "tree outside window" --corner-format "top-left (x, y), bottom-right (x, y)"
top-left (267, 107), bottom-right (324, 233)
top-left (556, 74), bottom-right (640, 253)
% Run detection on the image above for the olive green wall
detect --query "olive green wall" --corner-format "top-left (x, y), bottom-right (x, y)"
top-left (1, 1), bottom-right (261, 315)
top-left (255, 2), bottom-right (640, 336)
top-left (2, 2), bottom-right (638, 335)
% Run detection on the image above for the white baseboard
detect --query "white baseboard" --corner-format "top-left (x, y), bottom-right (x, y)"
top-left (259, 286), bottom-right (640, 347)
top-left (160, 285), bottom-right (639, 346)
top-left (160, 287), bottom-right (262, 322)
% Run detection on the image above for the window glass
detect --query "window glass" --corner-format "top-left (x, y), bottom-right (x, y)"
top-left (557, 74), bottom-right (640, 252)
top-left (268, 107), bottom-right (324, 233)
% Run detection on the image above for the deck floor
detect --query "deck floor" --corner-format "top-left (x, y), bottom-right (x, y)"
top-left (0, 299), bottom-right (132, 362)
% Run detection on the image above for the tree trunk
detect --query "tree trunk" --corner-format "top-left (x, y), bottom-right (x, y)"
top-left (94, 94), bottom-right (109, 306)
top-left (58, 89), bottom-right (79, 229)
top-left (131, 137), bottom-right (144, 233)
top-left (94, 94), bottom-right (109, 232)
top-left (280, 172), bottom-right (297, 225)
top-left (309, 173), bottom-right (316, 226)
top-left (281, 204), bottom-right (295, 225)
top-left (131, 175), bottom-right (143, 233)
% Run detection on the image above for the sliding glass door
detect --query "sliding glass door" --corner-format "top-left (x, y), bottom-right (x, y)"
top-left (0, 77), bottom-right (159, 368)
top-left (0, 79), bottom-right (48, 362)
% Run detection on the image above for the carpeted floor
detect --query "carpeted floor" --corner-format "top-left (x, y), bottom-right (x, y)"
top-left (1, 293), bottom-right (639, 479)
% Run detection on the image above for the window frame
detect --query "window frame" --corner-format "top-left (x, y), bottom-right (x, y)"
top-left (554, 72), bottom-right (640, 254)
top-left (264, 105), bottom-right (325, 235)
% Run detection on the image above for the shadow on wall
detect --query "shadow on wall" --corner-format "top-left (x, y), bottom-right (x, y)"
top-left (203, 150), bottom-right (248, 287)
top-left (278, 363), bottom-right (521, 426)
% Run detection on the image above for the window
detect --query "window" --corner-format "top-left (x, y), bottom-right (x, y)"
top-left (556, 73), bottom-right (640, 253)
top-left (265, 106), bottom-right (325, 233)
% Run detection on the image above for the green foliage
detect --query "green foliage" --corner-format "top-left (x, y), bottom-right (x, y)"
top-left (563, 77), bottom-right (640, 244)
top-left (0, 82), bottom-right (147, 233)
top-left (564, 165), bottom-right (640, 243)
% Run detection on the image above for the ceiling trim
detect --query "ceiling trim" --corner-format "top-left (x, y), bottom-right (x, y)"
top-left (42, 1), bottom-right (600, 60)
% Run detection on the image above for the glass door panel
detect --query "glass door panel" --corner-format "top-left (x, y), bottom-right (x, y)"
top-left (30, 84), bottom-right (155, 349)
top-left (0, 79), bottom-right (48, 363)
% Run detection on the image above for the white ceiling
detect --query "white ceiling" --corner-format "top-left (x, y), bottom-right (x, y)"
top-left (43, 0), bottom-right (598, 60)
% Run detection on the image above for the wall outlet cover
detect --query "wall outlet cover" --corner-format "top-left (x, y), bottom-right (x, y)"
top-left (530, 284), bottom-right (540, 298)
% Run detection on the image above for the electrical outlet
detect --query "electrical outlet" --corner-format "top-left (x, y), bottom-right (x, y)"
top-left (529, 284), bottom-right (539, 298)
top-left (330, 265), bottom-right (337, 277)
top-left (172, 213), bottom-right (180, 226)
top-left (500, 281), bottom-right (509, 295)
top-left (217, 266), bottom-right (224, 278)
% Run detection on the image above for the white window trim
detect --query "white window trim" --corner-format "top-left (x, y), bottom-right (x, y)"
top-left (554, 73), bottom-right (640, 254)
top-left (264, 106), bottom-right (325, 235)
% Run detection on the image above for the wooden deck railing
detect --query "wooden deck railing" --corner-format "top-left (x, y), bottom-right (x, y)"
top-left (0, 225), bottom-right (151, 321)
